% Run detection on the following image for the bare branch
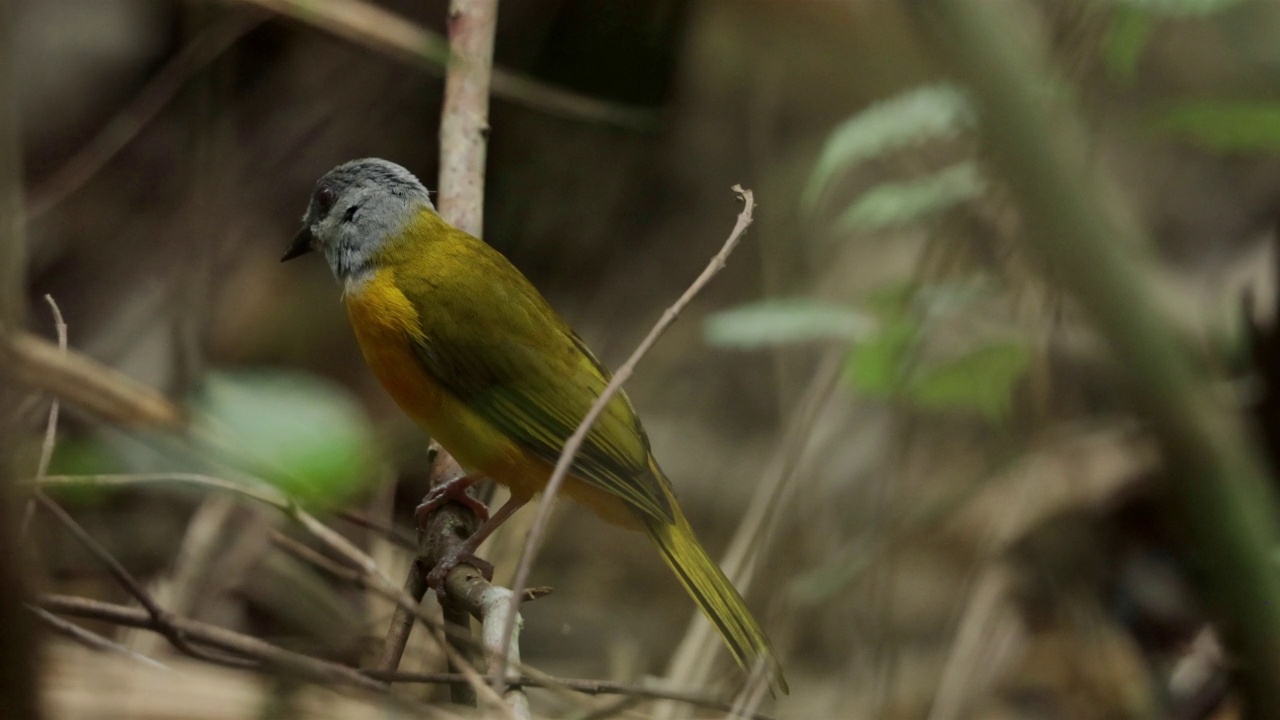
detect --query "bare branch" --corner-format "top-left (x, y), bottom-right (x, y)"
top-left (228, 0), bottom-right (652, 129)
top-left (30, 491), bottom-right (254, 668)
top-left (39, 591), bottom-right (777, 719)
top-left (437, 0), bottom-right (497, 236)
top-left (498, 186), bottom-right (756, 685)
top-left (38, 595), bottom-right (388, 694)
top-left (30, 473), bottom-right (452, 663)
top-left (366, 670), bottom-right (779, 720)
top-left (27, 605), bottom-right (169, 671)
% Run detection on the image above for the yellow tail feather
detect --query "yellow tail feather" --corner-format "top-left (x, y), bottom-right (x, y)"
top-left (642, 500), bottom-right (789, 694)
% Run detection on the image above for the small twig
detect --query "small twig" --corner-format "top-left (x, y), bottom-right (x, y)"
top-left (27, 605), bottom-right (169, 671)
top-left (38, 594), bottom-right (389, 694)
top-left (26, 11), bottom-right (267, 219)
top-left (30, 492), bottom-right (253, 668)
top-left (498, 186), bottom-right (757, 686)
top-left (336, 509), bottom-right (416, 550)
top-left (364, 670), bottom-right (778, 720)
top-left (30, 473), bottom-right (451, 663)
top-left (34, 295), bottom-right (65, 477)
top-left (227, 0), bottom-right (652, 129)
top-left (576, 696), bottom-right (644, 720)
top-left (18, 300), bottom-right (249, 667)
top-left (270, 529), bottom-right (546, 670)
top-left (40, 588), bottom-right (774, 719)
top-left (374, 557), bottom-right (430, 674)
top-left (21, 295), bottom-right (67, 536)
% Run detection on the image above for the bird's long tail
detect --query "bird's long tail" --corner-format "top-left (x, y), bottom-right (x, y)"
top-left (642, 494), bottom-right (788, 694)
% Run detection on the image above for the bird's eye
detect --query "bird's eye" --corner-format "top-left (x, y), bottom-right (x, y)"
top-left (315, 185), bottom-right (337, 212)
top-left (343, 205), bottom-right (359, 223)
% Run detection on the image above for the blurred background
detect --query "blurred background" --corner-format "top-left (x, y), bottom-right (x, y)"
top-left (8, 0), bottom-right (1280, 718)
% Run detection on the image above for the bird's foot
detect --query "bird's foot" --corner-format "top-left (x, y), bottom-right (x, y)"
top-left (414, 474), bottom-right (489, 526)
top-left (427, 549), bottom-right (494, 594)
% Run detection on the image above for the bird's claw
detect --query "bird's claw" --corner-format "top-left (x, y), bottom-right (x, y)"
top-left (427, 551), bottom-right (494, 594)
top-left (414, 478), bottom-right (490, 526)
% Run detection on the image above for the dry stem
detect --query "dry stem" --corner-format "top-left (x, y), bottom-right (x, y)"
top-left (498, 186), bottom-right (757, 687)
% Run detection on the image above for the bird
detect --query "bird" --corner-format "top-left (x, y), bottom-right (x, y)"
top-left (283, 158), bottom-right (786, 692)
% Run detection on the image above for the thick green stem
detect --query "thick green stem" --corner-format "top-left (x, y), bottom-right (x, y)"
top-left (909, 0), bottom-right (1280, 713)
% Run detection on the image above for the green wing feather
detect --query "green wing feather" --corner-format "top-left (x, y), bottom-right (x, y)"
top-left (396, 229), bottom-right (674, 523)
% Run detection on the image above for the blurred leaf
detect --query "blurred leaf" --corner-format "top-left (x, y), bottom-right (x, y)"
top-left (905, 342), bottom-right (1031, 421)
top-left (192, 371), bottom-right (375, 505)
top-left (1113, 0), bottom-right (1245, 16)
top-left (1104, 6), bottom-right (1153, 85)
top-left (836, 162), bottom-right (986, 233)
top-left (803, 84), bottom-right (975, 212)
top-left (48, 436), bottom-right (124, 477)
top-left (1151, 101), bottom-right (1280, 152)
top-left (703, 298), bottom-right (875, 349)
top-left (787, 543), bottom-right (874, 605)
top-left (846, 316), bottom-right (921, 397)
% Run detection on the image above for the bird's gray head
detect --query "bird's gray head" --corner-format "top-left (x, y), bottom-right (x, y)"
top-left (282, 158), bottom-right (434, 283)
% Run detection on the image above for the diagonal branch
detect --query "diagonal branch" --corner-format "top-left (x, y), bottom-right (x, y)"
top-left (497, 185), bottom-right (756, 687)
top-left (229, 0), bottom-right (652, 129)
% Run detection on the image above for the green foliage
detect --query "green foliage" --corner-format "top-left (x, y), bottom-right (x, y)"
top-left (703, 298), bottom-right (874, 349)
top-left (1104, 6), bottom-right (1153, 85)
top-left (48, 436), bottom-right (124, 477)
top-left (1150, 101), bottom-right (1280, 152)
top-left (192, 370), bottom-right (376, 506)
top-left (837, 162), bottom-right (986, 233)
top-left (904, 342), bottom-right (1031, 420)
top-left (705, 281), bottom-right (1031, 422)
top-left (1112, 0), bottom-right (1245, 16)
top-left (845, 281), bottom-right (1030, 422)
top-left (802, 84), bottom-right (975, 212)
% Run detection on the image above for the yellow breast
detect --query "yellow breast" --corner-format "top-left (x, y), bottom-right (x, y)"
top-left (342, 268), bottom-right (549, 501)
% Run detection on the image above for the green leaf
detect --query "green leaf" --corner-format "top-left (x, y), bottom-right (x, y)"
top-left (192, 370), bottom-right (376, 505)
top-left (1104, 6), bottom-right (1153, 85)
top-left (905, 342), bottom-right (1031, 421)
top-left (703, 298), bottom-right (874, 349)
top-left (803, 84), bottom-right (975, 212)
top-left (845, 316), bottom-right (921, 397)
top-left (836, 162), bottom-right (986, 233)
top-left (1150, 101), bottom-right (1280, 152)
top-left (1112, 0), bottom-right (1245, 16)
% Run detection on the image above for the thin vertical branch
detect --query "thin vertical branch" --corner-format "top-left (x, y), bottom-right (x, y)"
top-left (437, 0), bottom-right (497, 237)
top-left (430, 0), bottom-right (521, 715)
top-left (909, 1), bottom-right (1280, 714)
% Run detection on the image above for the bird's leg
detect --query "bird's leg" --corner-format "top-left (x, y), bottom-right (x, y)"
top-left (427, 496), bottom-right (527, 593)
top-left (415, 472), bottom-right (490, 525)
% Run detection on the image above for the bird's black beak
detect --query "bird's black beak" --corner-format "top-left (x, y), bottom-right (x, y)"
top-left (281, 227), bottom-right (315, 262)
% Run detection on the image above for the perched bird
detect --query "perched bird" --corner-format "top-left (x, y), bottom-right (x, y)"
top-left (284, 158), bottom-right (786, 692)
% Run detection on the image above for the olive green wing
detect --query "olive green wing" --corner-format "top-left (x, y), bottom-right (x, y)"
top-left (401, 239), bottom-right (673, 524)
